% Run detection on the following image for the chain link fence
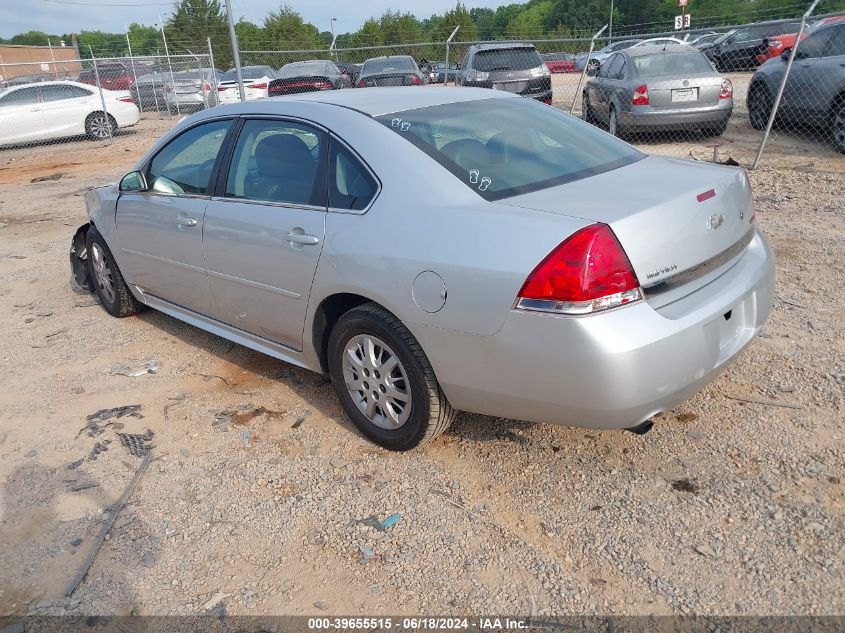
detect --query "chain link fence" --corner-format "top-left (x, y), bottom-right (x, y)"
top-left (0, 53), bottom-right (216, 150)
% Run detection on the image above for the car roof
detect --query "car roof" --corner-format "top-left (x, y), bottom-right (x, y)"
top-left (1, 80), bottom-right (94, 92)
top-left (364, 55), bottom-right (414, 61)
top-left (625, 43), bottom-right (700, 57)
top-left (253, 86), bottom-right (516, 117)
top-left (470, 41), bottom-right (535, 51)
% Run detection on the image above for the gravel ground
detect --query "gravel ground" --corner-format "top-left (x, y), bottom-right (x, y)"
top-left (0, 116), bottom-right (842, 618)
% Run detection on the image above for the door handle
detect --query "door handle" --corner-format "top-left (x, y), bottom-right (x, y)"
top-left (286, 231), bottom-right (319, 246)
top-left (175, 216), bottom-right (198, 228)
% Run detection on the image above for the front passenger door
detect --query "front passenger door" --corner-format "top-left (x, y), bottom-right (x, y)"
top-left (116, 118), bottom-right (232, 313)
top-left (202, 118), bottom-right (328, 350)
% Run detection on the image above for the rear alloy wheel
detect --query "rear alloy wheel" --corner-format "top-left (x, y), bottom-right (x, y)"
top-left (831, 102), bottom-right (845, 154)
top-left (748, 86), bottom-right (773, 131)
top-left (86, 226), bottom-right (142, 318)
top-left (608, 106), bottom-right (619, 137)
top-left (85, 112), bottom-right (117, 140)
top-left (328, 303), bottom-right (454, 451)
top-left (582, 93), bottom-right (596, 124)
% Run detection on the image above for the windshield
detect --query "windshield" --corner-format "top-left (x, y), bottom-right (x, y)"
top-left (633, 52), bottom-right (714, 76)
top-left (474, 48), bottom-right (542, 71)
top-left (376, 98), bottom-right (642, 201)
top-left (712, 30), bottom-right (736, 45)
top-left (222, 66), bottom-right (271, 81)
top-left (279, 62), bottom-right (328, 78)
top-left (363, 57), bottom-right (416, 74)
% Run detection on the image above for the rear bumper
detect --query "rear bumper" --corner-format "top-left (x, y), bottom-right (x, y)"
top-left (620, 103), bottom-right (733, 130)
top-left (414, 229), bottom-right (774, 430)
top-left (165, 93), bottom-right (216, 108)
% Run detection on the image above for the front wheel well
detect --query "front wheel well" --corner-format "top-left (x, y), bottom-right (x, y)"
top-left (312, 293), bottom-right (381, 373)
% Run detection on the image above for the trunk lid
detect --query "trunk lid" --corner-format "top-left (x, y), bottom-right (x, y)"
top-left (644, 74), bottom-right (723, 108)
top-left (500, 155), bottom-right (755, 304)
top-left (361, 72), bottom-right (419, 87)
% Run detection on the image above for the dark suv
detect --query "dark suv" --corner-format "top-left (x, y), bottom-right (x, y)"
top-left (699, 20), bottom-right (801, 71)
top-left (747, 21), bottom-right (845, 153)
top-left (457, 42), bottom-right (552, 104)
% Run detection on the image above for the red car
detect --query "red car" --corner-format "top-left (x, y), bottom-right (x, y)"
top-left (542, 52), bottom-right (576, 73)
top-left (757, 13), bottom-right (845, 64)
top-left (78, 63), bottom-right (136, 91)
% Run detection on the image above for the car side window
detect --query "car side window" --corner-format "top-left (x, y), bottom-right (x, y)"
top-left (41, 84), bottom-right (91, 102)
top-left (329, 140), bottom-right (378, 211)
top-left (597, 54), bottom-right (613, 78)
top-left (0, 87), bottom-right (39, 107)
top-left (608, 55), bottom-right (625, 79)
top-left (827, 25), bottom-right (845, 56)
top-left (225, 119), bottom-right (327, 207)
top-left (799, 26), bottom-right (838, 58)
top-left (145, 119), bottom-right (231, 195)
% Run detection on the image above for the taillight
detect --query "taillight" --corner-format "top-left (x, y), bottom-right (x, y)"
top-left (410, 75), bottom-right (421, 85)
top-left (118, 96), bottom-right (134, 103)
top-left (202, 81), bottom-right (211, 92)
top-left (720, 78), bottom-right (733, 100)
top-left (251, 82), bottom-right (267, 89)
top-left (517, 223), bottom-right (641, 315)
top-left (542, 98), bottom-right (552, 105)
top-left (632, 84), bottom-right (649, 106)
top-left (357, 79), bottom-right (366, 88)
top-left (315, 81), bottom-right (333, 90)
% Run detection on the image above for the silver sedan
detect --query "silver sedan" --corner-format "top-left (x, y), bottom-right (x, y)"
top-left (583, 44), bottom-right (734, 137)
top-left (71, 87), bottom-right (774, 450)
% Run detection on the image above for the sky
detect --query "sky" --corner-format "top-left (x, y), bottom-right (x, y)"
top-left (0, 0), bottom-right (512, 39)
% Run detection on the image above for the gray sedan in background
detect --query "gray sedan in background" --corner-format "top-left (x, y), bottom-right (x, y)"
top-left (582, 44), bottom-right (734, 137)
top-left (70, 88), bottom-right (773, 450)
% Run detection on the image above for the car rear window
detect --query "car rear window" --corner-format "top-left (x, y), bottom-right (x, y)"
top-left (474, 48), bottom-right (543, 71)
top-left (363, 58), bottom-right (416, 74)
top-left (279, 62), bottom-right (328, 77)
top-left (376, 98), bottom-right (643, 201)
top-left (222, 67), bottom-right (271, 81)
top-left (633, 52), bottom-right (714, 77)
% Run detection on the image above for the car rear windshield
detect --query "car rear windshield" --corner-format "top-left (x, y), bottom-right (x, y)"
top-left (279, 62), bottom-right (328, 78)
top-left (474, 48), bottom-right (542, 71)
top-left (222, 67), bottom-right (271, 81)
top-left (376, 98), bottom-right (643, 201)
top-left (633, 52), bottom-right (714, 77)
top-left (363, 58), bottom-right (416, 74)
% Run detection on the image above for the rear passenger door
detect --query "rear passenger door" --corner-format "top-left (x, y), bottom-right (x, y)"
top-left (202, 118), bottom-right (329, 350)
top-left (38, 84), bottom-right (96, 138)
top-left (785, 25), bottom-right (845, 122)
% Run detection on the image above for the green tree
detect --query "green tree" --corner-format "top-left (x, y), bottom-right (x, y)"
top-left (234, 20), bottom-right (265, 51)
top-left (470, 7), bottom-right (497, 39)
top-left (8, 31), bottom-right (55, 46)
top-left (433, 2), bottom-right (478, 42)
top-left (125, 22), bottom-right (162, 56)
top-left (263, 5), bottom-right (320, 50)
top-left (378, 10), bottom-right (424, 44)
top-left (164, 0), bottom-right (230, 66)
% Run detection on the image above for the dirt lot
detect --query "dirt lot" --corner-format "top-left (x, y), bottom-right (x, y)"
top-left (0, 114), bottom-right (843, 619)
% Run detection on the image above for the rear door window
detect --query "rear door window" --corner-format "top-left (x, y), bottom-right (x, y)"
top-left (146, 119), bottom-right (231, 195)
top-left (329, 141), bottom-right (378, 211)
top-left (225, 119), bottom-right (327, 207)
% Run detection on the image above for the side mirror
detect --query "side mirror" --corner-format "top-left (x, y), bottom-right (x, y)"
top-left (119, 171), bottom-right (146, 192)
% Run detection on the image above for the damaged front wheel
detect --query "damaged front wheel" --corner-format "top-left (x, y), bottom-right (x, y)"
top-left (85, 226), bottom-right (142, 318)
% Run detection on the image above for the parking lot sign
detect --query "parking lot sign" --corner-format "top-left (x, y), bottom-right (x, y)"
top-left (674, 13), bottom-right (691, 29)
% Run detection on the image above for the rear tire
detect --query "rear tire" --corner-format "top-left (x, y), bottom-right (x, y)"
top-left (831, 102), bottom-right (845, 154)
top-left (85, 112), bottom-right (117, 140)
top-left (582, 93), bottom-right (596, 124)
top-left (748, 85), bottom-right (773, 131)
top-left (327, 303), bottom-right (454, 451)
top-left (608, 106), bottom-right (620, 137)
top-left (85, 226), bottom-right (142, 318)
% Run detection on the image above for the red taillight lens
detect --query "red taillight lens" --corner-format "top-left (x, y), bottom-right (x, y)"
top-left (517, 224), bottom-right (641, 315)
top-left (542, 98), bottom-right (552, 105)
top-left (251, 82), bottom-right (267, 89)
top-left (217, 86), bottom-right (226, 92)
top-left (202, 81), bottom-right (211, 92)
top-left (315, 81), bottom-right (333, 90)
top-left (410, 75), bottom-right (421, 85)
top-left (632, 84), bottom-right (649, 106)
top-left (357, 79), bottom-right (366, 88)
top-left (118, 96), bottom-right (134, 103)
top-left (720, 78), bottom-right (733, 100)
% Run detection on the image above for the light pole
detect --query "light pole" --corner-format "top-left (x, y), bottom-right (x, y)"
top-left (223, 0), bottom-right (245, 102)
top-left (330, 18), bottom-right (338, 61)
top-left (609, 0), bottom-right (614, 41)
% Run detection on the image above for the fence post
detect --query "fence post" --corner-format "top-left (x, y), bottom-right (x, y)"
top-left (47, 38), bottom-right (58, 79)
top-left (224, 0), bottom-right (246, 102)
top-left (445, 26), bottom-right (460, 87)
top-left (207, 37), bottom-right (218, 107)
top-left (751, 0), bottom-right (819, 169)
top-left (159, 14), bottom-right (180, 115)
top-left (89, 48), bottom-right (113, 144)
top-left (125, 27), bottom-right (142, 113)
top-left (570, 24), bottom-right (608, 114)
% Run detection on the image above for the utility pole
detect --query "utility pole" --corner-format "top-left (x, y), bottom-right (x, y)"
top-left (223, 0), bottom-right (245, 102)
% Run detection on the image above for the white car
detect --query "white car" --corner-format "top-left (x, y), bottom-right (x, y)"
top-left (0, 80), bottom-right (140, 147)
top-left (217, 66), bottom-right (276, 104)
